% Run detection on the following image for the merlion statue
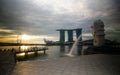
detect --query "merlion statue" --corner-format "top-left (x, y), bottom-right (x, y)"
top-left (91, 19), bottom-right (105, 47)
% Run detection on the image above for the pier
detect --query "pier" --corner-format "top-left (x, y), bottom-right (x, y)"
top-left (16, 47), bottom-right (48, 55)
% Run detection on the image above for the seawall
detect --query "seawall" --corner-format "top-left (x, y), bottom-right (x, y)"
top-left (0, 50), bottom-right (16, 75)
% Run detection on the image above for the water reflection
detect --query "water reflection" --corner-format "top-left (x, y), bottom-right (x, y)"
top-left (81, 49), bottom-right (86, 55)
top-left (77, 45), bottom-right (83, 55)
top-left (68, 45), bottom-right (72, 52)
top-left (59, 45), bottom-right (84, 56)
top-left (17, 53), bottom-right (25, 56)
top-left (0, 45), bottom-right (89, 61)
top-left (20, 46), bottom-right (28, 51)
top-left (60, 45), bottom-right (65, 52)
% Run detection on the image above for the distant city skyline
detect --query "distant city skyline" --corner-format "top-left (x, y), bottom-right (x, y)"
top-left (0, 0), bottom-right (120, 43)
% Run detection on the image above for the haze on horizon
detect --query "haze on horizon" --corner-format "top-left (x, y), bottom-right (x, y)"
top-left (0, 0), bottom-right (120, 43)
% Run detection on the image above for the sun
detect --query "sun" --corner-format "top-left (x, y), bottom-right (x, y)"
top-left (21, 34), bottom-right (29, 40)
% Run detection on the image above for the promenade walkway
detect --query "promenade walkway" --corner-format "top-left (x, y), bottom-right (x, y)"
top-left (12, 54), bottom-right (120, 75)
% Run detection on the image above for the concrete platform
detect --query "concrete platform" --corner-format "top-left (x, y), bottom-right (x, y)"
top-left (12, 54), bottom-right (120, 75)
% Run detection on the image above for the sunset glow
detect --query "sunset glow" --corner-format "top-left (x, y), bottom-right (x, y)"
top-left (0, 0), bottom-right (119, 43)
top-left (21, 35), bottom-right (29, 40)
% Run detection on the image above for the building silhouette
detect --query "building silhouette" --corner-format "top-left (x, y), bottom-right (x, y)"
top-left (56, 28), bottom-right (82, 43)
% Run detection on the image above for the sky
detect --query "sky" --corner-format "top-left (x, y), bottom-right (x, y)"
top-left (0, 0), bottom-right (120, 43)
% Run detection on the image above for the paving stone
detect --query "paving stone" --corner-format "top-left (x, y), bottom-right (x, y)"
top-left (12, 54), bottom-right (120, 75)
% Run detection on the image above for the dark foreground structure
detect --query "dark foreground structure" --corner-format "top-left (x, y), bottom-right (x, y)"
top-left (0, 50), bottom-right (16, 75)
top-left (12, 54), bottom-right (120, 75)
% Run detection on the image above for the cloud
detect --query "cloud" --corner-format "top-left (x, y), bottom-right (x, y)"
top-left (0, 0), bottom-right (120, 42)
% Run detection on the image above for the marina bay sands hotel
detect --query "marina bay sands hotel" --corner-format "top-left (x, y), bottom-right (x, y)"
top-left (56, 28), bottom-right (82, 43)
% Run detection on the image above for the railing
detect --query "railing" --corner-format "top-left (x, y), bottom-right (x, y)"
top-left (15, 47), bottom-right (48, 54)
